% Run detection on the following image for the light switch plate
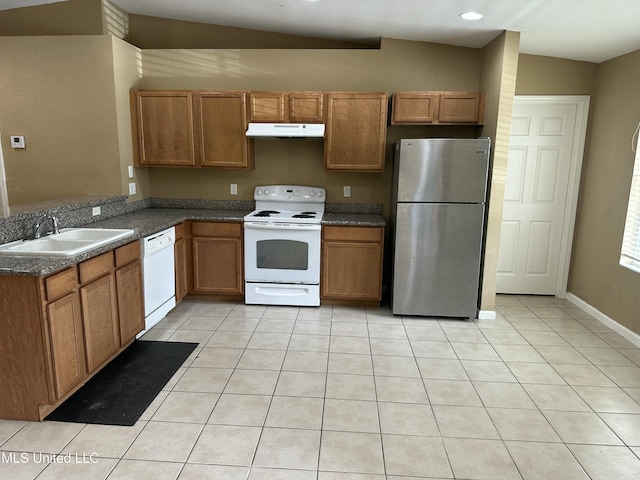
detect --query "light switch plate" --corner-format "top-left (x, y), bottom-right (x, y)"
top-left (128, 182), bottom-right (136, 195)
top-left (230, 183), bottom-right (238, 195)
top-left (343, 186), bottom-right (351, 197)
top-left (128, 166), bottom-right (134, 178)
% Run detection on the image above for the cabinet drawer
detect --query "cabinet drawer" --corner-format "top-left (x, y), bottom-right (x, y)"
top-left (323, 226), bottom-right (383, 243)
top-left (191, 222), bottom-right (242, 238)
top-left (79, 252), bottom-right (114, 284)
top-left (44, 267), bottom-right (78, 302)
top-left (115, 240), bottom-right (140, 268)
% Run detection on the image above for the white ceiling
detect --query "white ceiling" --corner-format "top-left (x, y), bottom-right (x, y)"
top-left (6, 0), bottom-right (640, 63)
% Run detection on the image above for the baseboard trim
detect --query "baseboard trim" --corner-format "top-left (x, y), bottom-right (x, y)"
top-left (478, 310), bottom-right (496, 320)
top-left (565, 293), bottom-right (640, 348)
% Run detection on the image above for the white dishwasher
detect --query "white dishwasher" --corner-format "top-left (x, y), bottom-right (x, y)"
top-left (140, 226), bottom-right (176, 333)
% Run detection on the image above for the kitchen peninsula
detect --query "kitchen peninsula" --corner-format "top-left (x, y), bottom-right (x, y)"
top-left (0, 195), bottom-right (384, 421)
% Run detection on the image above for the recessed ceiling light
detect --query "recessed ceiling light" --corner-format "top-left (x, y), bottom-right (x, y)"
top-left (460, 11), bottom-right (484, 21)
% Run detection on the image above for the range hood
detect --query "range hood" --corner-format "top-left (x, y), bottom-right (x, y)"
top-left (245, 123), bottom-right (325, 138)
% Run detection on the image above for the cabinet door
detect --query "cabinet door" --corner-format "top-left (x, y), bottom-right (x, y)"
top-left (321, 227), bottom-right (383, 301)
top-left (248, 92), bottom-right (287, 122)
top-left (391, 92), bottom-right (439, 124)
top-left (192, 236), bottom-right (243, 294)
top-left (132, 90), bottom-right (196, 167)
top-left (174, 236), bottom-right (188, 302)
top-left (192, 237), bottom-right (243, 294)
top-left (325, 93), bottom-right (388, 171)
top-left (289, 92), bottom-right (324, 123)
top-left (193, 92), bottom-right (254, 169)
top-left (46, 292), bottom-right (86, 400)
top-left (116, 260), bottom-right (145, 344)
top-left (438, 92), bottom-right (483, 124)
top-left (80, 274), bottom-right (120, 373)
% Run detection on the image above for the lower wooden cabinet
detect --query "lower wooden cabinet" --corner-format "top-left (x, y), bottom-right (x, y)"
top-left (80, 272), bottom-right (120, 373)
top-left (115, 241), bottom-right (145, 344)
top-left (0, 240), bottom-right (144, 421)
top-left (174, 222), bottom-right (188, 303)
top-left (321, 226), bottom-right (384, 303)
top-left (45, 289), bottom-right (86, 400)
top-left (191, 222), bottom-right (243, 295)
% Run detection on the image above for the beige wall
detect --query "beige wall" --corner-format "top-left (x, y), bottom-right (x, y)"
top-left (111, 37), bottom-right (149, 200)
top-left (128, 14), bottom-right (372, 50)
top-left (516, 54), bottom-right (597, 95)
top-left (0, 0), bottom-right (103, 36)
top-left (568, 49), bottom-right (640, 332)
top-left (0, 36), bottom-right (125, 205)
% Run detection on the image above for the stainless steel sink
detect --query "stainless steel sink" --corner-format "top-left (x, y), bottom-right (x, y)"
top-left (0, 228), bottom-right (135, 257)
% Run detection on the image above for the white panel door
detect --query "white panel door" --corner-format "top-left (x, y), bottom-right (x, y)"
top-left (497, 97), bottom-right (587, 294)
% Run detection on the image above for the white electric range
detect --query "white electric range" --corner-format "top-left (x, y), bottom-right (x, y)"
top-left (243, 185), bottom-right (325, 306)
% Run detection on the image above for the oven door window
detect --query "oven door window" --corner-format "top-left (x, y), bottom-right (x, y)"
top-left (257, 239), bottom-right (308, 270)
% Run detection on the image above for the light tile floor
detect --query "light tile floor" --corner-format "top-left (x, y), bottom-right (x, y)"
top-left (2, 295), bottom-right (640, 479)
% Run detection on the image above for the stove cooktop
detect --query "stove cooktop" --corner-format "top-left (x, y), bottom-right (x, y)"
top-left (244, 185), bottom-right (326, 225)
top-left (244, 209), bottom-right (323, 224)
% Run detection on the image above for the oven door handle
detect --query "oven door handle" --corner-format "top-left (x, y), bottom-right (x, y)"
top-left (244, 222), bottom-right (321, 232)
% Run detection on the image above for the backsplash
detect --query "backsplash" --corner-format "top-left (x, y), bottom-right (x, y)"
top-left (0, 195), bottom-right (381, 245)
top-left (0, 196), bottom-right (133, 245)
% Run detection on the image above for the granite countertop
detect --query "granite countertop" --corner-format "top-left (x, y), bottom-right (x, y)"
top-left (0, 204), bottom-right (385, 277)
top-left (0, 207), bottom-right (248, 277)
top-left (322, 212), bottom-right (385, 227)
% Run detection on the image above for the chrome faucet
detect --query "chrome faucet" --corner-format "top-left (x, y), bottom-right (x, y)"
top-left (33, 215), bottom-right (60, 239)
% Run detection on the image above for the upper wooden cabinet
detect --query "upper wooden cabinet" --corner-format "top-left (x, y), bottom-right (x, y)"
top-left (130, 90), bottom-right (196, 167)
top-left (131, 90), bottom-right (254, 169)
top-left (248, 91), bottom-right (324, 123)
top-left (248, 92), bottom-right (287, 122)
top-left (193, 91), bottom-right (254, 169)
top-left (325, 92), bottom-right (388, 172)
top-left (289, 92), bottom-right (325, 123)
top-left (391, 91), bottom-right (486, 125)
top-left (392, 92), bottom-right (439, 124)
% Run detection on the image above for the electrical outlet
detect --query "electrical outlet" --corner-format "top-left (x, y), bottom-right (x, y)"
top-left (92, 206), bottom-right (101, 216)
top-left (10, 136), bottom-right (25, 149)
top-left (343, 186), bottom-right (351, 197)
top-left (128, 166), bottom-right (134, 178)
top-left (128, 182), bottom-right (136, 195)
top-left (230, 183), bottom-right (238, 195)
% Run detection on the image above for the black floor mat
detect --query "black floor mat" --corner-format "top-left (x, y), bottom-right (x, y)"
top-left (46, 340), bottom-right (198, 426)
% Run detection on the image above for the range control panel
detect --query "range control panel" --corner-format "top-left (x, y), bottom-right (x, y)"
top-left (254, 185), bottom-right (325, 202)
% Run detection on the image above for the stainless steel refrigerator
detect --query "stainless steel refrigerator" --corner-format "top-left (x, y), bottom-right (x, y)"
top-left (391, 138), bottom-right (491, 318)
